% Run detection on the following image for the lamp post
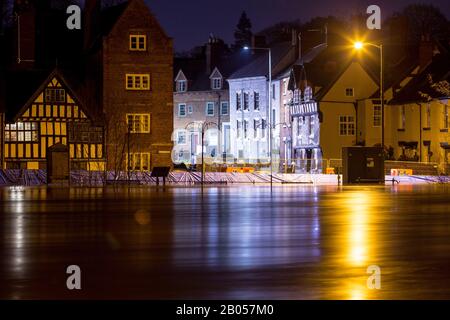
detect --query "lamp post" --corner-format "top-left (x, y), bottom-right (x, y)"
top-left (354, 41), bottom-right (384, 149)
top-left (273, 122), bottom-right (290, 173)
top-left (243, 46), bottom-right (273, 187)
top-left (185, 121), bottom-right (218, 186)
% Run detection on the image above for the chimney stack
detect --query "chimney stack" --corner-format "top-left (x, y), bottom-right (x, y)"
top-left (206, 34), bottom-right (223, 75)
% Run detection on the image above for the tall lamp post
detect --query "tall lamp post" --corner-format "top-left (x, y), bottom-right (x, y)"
top-left (185, 121), bottom-right (218, 186)
top-left (354, 41), bottom-right (384, 149)
top-left (243, 46), bottom-right (273, 187)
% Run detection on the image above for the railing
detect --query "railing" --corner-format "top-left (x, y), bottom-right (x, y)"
top-left (175, 158), bottom-right (449, 175)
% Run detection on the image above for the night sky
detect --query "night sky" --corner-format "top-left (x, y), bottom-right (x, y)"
top-left (145, 0), bottom-right (450, 51)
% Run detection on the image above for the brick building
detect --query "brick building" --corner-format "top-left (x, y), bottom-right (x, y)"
top-left (173, 36), bottom-right (248, 164)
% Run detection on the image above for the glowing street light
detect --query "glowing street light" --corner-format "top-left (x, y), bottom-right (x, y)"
top-left (354, 41), bottom-right (363, 50)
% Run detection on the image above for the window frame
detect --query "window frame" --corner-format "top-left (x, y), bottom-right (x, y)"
top-left (126, 74), bottom-right (150, 90)
top-left (126, 113), bottom-right (151, 133)
top-left (373, 104), bottom-right (382, 127)
top-left (339, 115), bottom-right (355, 136)
top-left (129, 34), bottom-right (147, 51)
top-left (236, 92), bottom-right (242, 111)
top-left (206, 102), bottom-right (215, 116)
top-left (220, 102), bottom-right (228, 115)
top-left (243, 92), bottom-right (249, 111)
top-left (45, 88), bottom-right (66, 103)
top-left (345, 88), bottom-right (354, 97)
top-left (178, 104), bottom-right (187, 117)
top-left (177, 80), bottom-right (187, 92)
top-left (212, 78), bottom-right (222, 90)
top-left (254, 92), bottom-right (260, 111)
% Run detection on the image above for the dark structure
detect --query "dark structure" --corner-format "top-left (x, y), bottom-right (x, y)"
top-left (342, 146), bottom-right (384, 184)
top-left (46, 143), bottom-right (69, 184)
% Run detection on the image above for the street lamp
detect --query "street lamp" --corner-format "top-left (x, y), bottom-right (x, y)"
top-left (185, 121), bottom-right (218, 186)
top-left (243, 46), bottom-right (273, 187)
top-left (273, 122), bottom-right (290, 173)
top-left (353, 41), bottom-right (384, 149)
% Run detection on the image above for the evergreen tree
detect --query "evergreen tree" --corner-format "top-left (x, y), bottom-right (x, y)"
top-left (234, 11), bottom-right (252, 49)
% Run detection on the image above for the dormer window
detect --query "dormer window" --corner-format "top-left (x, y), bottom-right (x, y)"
top-left (177, 80), bottom-right (187, 92)
top-left (212, 78), bottom-right (222, 90)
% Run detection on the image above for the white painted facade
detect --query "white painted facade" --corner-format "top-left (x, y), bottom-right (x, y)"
top-left (228, 77), bottom-right (281, 163)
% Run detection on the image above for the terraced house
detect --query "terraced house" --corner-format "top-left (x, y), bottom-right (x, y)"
top-left (0, 0), bottom-right (173, 172)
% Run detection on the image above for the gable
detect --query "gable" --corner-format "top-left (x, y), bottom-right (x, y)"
top-left (175, 70), bottom-right (187, 82)
top-left (321, 62), bottom-right (378, 102)
top-left (16, 75), bottom-right (88, 122)
top-left (108, 0), bottom-right (171, 44)
top-left (209, 68), bottom-right (223, 79)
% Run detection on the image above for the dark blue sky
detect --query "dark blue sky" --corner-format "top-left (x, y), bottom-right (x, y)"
top-left (145, 0), bottom-right (450, 51)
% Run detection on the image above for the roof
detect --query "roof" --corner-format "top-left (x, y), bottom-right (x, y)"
top-left (390, 51), bottom-right (450, 104)
top-left (174, 49), bottom-right (253, 91)
top-left (286, 44), bottom-right (355, 99)
top-left (100, 2), bottom-right (130, 36)
top-left (2, 67), bottom-right (99, 123)
top-left (228, 42), bottom-right (295, 80)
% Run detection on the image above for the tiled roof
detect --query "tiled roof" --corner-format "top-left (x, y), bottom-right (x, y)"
top-left (390, 51), bottom-right (450, 104)
top-left (228, 42), bottom-right (294, 80)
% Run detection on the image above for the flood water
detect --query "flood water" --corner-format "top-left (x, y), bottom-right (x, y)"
top-left (1, 184), bottom-right (450, 299)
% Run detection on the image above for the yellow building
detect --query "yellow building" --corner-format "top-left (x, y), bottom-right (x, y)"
top-left (3, 69), bottom-right (105, 171)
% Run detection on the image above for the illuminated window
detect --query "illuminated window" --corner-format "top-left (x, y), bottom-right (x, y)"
top-left (339, 115), bottom-right (355, 136)
top-left (127, 153), bottom-right (150, 171)
top-left (126, 74), bottom-right (150, 90)
top-left (129, 34), bottom-right (147, 51)
top-left (45, 88), bottom-right (65, 103)
top-left (5, 122), bottom-right (38, 142)
top-left (126, 114), bottom-right (151, 133)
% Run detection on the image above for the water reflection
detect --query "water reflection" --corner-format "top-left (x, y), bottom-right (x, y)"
top-left (0, 184), bottom-right (449, 299)
top-left (172, 186), bottom-right (322, 269)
